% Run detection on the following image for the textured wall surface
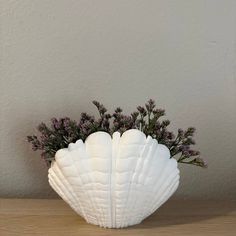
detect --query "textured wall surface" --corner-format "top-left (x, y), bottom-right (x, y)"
top-left (1, 0), bottom-right (236, 199)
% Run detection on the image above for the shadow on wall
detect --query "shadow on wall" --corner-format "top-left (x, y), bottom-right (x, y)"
top-left (0, 117), bottom-right (58, 198)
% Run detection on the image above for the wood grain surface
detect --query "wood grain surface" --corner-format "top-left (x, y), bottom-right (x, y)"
top-left (0, 199), bottom-right (235, 235)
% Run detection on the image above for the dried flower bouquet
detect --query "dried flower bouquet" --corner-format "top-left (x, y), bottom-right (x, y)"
top-left (27, 99), bottom-right (207, 168)
top-left (27, 99), bottom-right (207, 228)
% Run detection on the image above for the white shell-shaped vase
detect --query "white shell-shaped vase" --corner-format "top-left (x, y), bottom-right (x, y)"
top-left (48, 129), bottom-right (180, 228)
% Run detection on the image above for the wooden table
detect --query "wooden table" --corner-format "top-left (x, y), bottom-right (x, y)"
top-left (0, 199), bottom-right (235, 235)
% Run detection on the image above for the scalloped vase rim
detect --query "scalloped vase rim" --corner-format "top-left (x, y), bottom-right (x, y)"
top-left (55, 129), bottom-right (161, 155)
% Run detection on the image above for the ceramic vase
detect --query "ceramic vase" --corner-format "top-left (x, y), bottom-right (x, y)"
top-left (48, 129), bottom-right (180, 228)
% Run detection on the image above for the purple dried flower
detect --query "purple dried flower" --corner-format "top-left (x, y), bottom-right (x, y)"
top-left (179, 145), bottom-right (189, 151)
top-left (99, 106), bottom-right (107, 114)
top-left (137, 106), bottom-right (146, 115)
top-left (63, 117), bottom-right (70, 127)
top-left (105, 114), bottom-right (111, 119)
top-left (167, 132), bottom-right (175, 140)
top-left (153, 108), bottom-right (165, 117)
top-left (182, 150), bottom-right (190, 157)
top-left (184, 138), bottom-right (195, 145)
top-left (189, 150), bottom-right (200, 156)
top-left (27, 135), bottom-right (34, 142)
top-left (195, 157), bottom-right (208, 168)
top-left (113, 121), bottom-right (119, 127)
top-left (178, 128), bottom-right (184, 137)
top-left (51, 118), bottom-right (61, 129)
top-left (92, 100), bottom-right (100, 107)
top-left (185, 127), bottom-right (196, 137)
top-left (37, 123), bottom-right (47, 132)
top-left (92, 100), bottom-right (107, 115)
top-left (27, 99), bottom-right (206, 168)
top-left (161, 120), bottom-right (170, 127)
top-left (131, 111), bottom-right (139, 119)
top-left (145, 99), bottom-right (155, 112)
top-left (115, 107), bottom-right (122, 113)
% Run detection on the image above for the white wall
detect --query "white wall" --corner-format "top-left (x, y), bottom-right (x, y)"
top-left (1, 0), bottom-right (236, 199)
